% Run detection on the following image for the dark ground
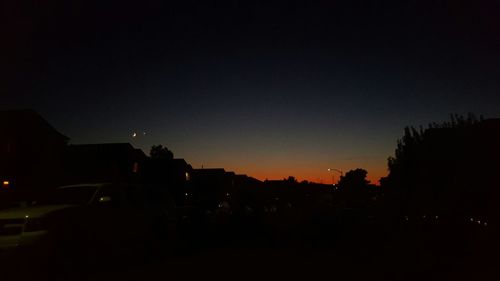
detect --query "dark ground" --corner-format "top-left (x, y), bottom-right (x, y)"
top-left (2, 215), bottom-right (499, 281)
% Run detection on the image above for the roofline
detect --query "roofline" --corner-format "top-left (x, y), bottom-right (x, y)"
top-left (0, 109), bottom-right (69, 141)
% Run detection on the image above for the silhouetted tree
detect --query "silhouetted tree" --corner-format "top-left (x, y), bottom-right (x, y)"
top-left (285, 176), bottom-right (298, 184)
top-left (150, 145), bottom-right (174, 160)
top-left (338, 169), bottom-right (370, 191)
top-left (380, 113), bottom-right (499, 219)
top-left (336, 168), bottom-right (375, 209)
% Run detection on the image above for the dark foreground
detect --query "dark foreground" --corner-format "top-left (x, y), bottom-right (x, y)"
top-left (2, 215), bottom-right (499, 281)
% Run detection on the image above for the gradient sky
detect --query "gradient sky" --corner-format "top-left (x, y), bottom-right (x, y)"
top-left (3, 1), bottom-right (500, 183)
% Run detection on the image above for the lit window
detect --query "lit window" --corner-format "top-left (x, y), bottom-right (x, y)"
top-left (2, 181), bottom-right (9, 188)
top-left (185, 172), bottom-right (190, 181)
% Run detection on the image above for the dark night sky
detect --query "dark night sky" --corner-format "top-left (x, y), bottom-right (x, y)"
top-left (2, 1), bottom-right (500, 183)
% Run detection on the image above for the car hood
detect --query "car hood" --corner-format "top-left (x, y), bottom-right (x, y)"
top-left (0, 204), bottom-right (78, 219)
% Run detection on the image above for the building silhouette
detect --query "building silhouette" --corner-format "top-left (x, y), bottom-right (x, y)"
top-left (0, 109), bottom-right (68, 190)
top-left (142, 157), bottom-right (193, 206)
top-left (64, 143), bottom-right (147, 184)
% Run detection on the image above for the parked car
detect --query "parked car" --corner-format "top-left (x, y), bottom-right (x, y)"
top-left (0, 183), bottom-right (177, 263)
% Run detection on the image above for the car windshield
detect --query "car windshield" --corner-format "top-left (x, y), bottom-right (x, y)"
top-left (38, 186), bottom-right (98, 205)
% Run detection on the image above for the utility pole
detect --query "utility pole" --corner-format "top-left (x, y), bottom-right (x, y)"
top-left (327, 168), bottom-right (343, 185)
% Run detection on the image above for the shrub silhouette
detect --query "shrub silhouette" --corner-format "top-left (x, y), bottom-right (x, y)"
top-left (150, 145), bottom-right (174, 160)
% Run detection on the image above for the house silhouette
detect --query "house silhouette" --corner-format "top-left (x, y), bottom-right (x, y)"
top-left (64, 143), bottom-right (147, 184)
top-left (0, 109), bottom-right (68, 190)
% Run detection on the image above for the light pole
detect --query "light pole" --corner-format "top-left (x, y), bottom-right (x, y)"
top-left (327, 168), bottom-right (343, 185)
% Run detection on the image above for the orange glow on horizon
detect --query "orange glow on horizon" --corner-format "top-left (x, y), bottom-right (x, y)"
top-left (236, 167), bottom-right (387, 186)
top-left (188, 154), bottom-right (389, 186)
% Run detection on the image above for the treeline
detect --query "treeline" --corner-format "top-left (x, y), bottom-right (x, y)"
top-left (380, 113), bottom-right (500, 222)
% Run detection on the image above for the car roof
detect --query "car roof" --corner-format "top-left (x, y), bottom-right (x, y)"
top-left (57, 183), bottom-right (111, 189)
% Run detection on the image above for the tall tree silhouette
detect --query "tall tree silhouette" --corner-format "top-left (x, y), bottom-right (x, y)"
top-left (381, 113), bottom-right (500, 219)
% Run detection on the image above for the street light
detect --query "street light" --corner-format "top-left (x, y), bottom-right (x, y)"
top-left (327, 168), bottom-right (343, 185)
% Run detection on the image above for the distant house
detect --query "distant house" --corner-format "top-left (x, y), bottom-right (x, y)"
top-left (64, 143), bottom-right (147, 184)
top-left (0, 109), bottom-right (69, 190)
top-left (232, 174), bottom-right (263, 215)
top-left (142, 157), bottom-right (193, 204)
top-left (234, 174), bottom-right (262, 189)
top-left (191, 168), bottom-right (237, 209)
top-left (143, 158), bottom-right (192, 185)
top-left (192, 168), bottom-right (234, 190)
